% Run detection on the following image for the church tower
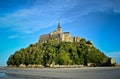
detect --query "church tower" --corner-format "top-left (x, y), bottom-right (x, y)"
top-left (56, 20), bottom-right (62, 34)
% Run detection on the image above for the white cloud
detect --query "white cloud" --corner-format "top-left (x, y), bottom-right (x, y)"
top-left (0, 0), bottom-right (120, 35)
top-left (0, 0), bottom-right (77, 35)
top-left (114, 9), bottom-right (120, 13)
top-left (8, 34), bottom-right (19, 39)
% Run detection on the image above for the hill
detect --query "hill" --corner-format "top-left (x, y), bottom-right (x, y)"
top-left (7, 38), bottom-right (111, 67)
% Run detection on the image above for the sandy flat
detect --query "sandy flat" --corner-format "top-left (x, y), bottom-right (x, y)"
top-left (1, 67), bottom-right (120, 79)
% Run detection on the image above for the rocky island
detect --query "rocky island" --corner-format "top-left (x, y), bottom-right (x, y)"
top-left (7, 21), bottom-right (117, 68)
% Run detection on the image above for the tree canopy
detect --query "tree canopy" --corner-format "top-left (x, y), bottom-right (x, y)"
top-left (7, 38), bottom-right (109, 67)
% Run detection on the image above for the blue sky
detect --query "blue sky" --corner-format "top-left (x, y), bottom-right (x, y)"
top-left (0, 0), bottom-right (120, 66)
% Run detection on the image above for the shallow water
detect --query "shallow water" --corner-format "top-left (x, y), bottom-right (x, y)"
top-left (0, 67), bottom-right (120, 79)
top-left (0, 72), bottom-right (55, 79)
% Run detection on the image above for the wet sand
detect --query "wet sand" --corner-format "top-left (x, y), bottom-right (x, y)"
top-left (1, 67), bottom-right (120, 79)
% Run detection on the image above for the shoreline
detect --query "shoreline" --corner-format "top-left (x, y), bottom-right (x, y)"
top-left (1, 67), bottom-right (120, 79)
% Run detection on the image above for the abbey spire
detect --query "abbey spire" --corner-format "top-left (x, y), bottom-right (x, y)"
top-left (57, 20), bottom-right (61, 29)
top-left (56, 20), bottom-right (62, 34)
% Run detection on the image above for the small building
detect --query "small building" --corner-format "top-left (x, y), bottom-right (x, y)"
top-left (109, 58), bottom-right (115, 64)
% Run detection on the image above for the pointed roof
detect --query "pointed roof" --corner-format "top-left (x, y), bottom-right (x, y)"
top-left (57, 20), bottom-right (61, 28)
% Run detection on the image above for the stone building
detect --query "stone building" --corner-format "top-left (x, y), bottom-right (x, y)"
top-left (39, 21), bottom-right (80, 43)
top-left (109, 58), bottom-right (115, 64)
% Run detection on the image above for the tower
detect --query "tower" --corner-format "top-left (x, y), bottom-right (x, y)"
top-left (57, 20), bottom-right (62, 34)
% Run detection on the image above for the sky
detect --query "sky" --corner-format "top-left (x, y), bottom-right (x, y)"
top-left (0, 0), bottom-right (120, 66)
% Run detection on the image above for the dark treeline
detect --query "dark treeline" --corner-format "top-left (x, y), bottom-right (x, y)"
top-left (7, 38), bottom-right (109, 67)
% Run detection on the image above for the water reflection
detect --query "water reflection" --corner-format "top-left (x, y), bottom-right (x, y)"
top-left (0, 72), bottom-right (56, 79)
top-left (0, 72), bottom-right (6, 77)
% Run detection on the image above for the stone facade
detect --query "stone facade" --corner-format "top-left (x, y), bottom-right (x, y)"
top-left (109, 58), bottom-right (115, 64)
top-left (39, 21), bottom-right (80, 43)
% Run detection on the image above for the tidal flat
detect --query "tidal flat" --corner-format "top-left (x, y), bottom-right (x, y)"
top-left (0, 67), bottom-right (120, 79)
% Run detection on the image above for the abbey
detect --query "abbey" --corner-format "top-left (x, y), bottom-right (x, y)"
top-left (39, 21), bottom-right (80, 43)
